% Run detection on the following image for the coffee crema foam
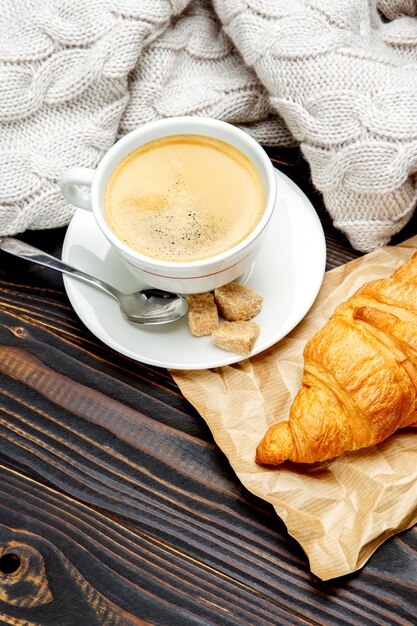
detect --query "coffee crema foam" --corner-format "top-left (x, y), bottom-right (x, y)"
top-left (104, 134), bottom-right (264, 262)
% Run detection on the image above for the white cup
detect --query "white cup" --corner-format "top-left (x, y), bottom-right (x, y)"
top-left (60, 117), bottom-right (277, 294)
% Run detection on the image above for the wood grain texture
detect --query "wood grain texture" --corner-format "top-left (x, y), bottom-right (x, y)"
top-left (0, 148), bottom-right (416, 625)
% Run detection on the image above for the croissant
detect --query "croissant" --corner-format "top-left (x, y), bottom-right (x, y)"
top-left (256, 251), bottom-right (417, 465)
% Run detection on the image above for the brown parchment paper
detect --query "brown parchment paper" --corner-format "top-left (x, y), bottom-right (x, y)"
top-left (171, 237), bottom-right (417, 581)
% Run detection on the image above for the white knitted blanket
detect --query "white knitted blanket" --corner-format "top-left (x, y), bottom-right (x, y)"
top-left (1, 0), bottom-right (417, 252)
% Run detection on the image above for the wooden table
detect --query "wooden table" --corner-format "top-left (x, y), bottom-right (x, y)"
top-left (0, 147), bottom-right (416, 625)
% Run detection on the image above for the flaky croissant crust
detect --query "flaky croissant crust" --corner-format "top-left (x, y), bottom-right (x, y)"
top-left (256, 252), bottom-right (417, 465)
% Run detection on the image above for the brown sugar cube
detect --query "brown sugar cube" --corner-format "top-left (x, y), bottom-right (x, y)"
top-left (186, 293), bottom-right (219, 336)
top-left (214, 282), bottom-right (263, 321)
top-left (212, 321), bottom-right (260, 355)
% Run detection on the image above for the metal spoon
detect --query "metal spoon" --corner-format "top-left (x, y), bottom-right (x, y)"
top-left (0, 237), bottom-right (188, 325)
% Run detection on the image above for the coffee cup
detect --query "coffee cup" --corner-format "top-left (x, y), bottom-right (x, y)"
top-left (60, 117), bottom-right (277, 294)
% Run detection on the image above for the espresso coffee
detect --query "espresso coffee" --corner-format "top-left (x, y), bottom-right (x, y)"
top-left (104, 134), bottom-right (264, 262)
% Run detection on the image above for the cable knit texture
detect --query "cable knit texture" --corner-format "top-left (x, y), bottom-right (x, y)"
top-left (1, 0), bottom-right (417, 251)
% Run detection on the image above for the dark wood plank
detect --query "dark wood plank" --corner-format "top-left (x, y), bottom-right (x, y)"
top-left (0, 147), bottom-right (416, 625)
top-left (0, 304), bottom-right (416, 625)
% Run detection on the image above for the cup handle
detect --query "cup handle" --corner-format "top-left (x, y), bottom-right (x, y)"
top-left (60, 168), bottom-right (95, 211)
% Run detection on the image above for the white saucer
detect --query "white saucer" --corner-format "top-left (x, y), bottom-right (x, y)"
top-left (62, 169), bottom-right (326, 370)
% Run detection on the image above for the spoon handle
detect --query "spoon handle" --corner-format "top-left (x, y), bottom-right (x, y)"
top-left (0, 237), bottom-right (119, 300)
